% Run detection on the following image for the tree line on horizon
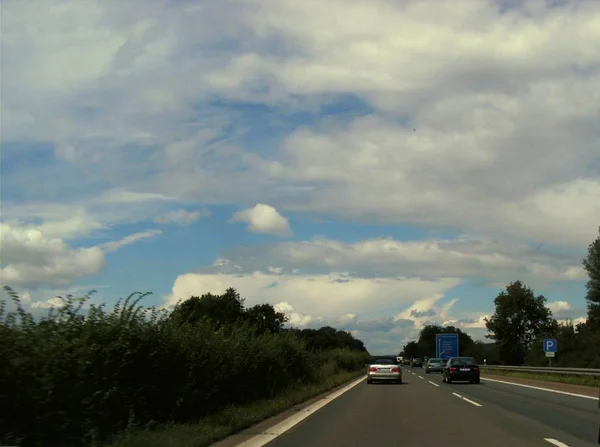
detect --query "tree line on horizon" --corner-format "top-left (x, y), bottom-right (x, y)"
top-left (400, 227), bottom-right (600, 367)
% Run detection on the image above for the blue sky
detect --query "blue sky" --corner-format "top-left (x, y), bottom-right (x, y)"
top-left (1, 0), bottom-right (599, 353)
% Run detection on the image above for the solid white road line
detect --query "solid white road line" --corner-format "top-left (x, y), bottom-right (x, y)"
top-left (429, 381), bottom-right (440, 387)
top-left (451, 392), bottom-right (482, 407)
top-left (237, 375), bottom-right (366, 447)
top-left (481, 377), bottom-right (599, 400)
top-left (543, 438), bottom-right (570, 446)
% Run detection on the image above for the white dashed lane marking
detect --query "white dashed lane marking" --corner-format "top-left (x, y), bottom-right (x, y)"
top-left (429, 381), bottom-right (440, 387)
top-left (543, 438), bottom-right (570, 447)
top-left (451, 392), bottom-right (482, 407)
top-left (418, 376), bottom-right (424, 379)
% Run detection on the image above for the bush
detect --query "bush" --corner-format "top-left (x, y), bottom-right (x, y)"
top-left (0, 287), bottom-right (369, 447)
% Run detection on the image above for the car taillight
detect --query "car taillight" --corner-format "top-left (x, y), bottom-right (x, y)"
top-left (392, 367), bottom-right (400, 372)
top-left (449, 367), bottom-right (456, 372)
top-left (369, 367), bottom-right (377, 372)
top-left (473, 367), bottom-right (479, 372)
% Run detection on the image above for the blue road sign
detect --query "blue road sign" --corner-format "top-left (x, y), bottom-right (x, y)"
top-left (543, 338), bottom-right (557, 353)
top-left (436, 333), bottom-right (459, 359)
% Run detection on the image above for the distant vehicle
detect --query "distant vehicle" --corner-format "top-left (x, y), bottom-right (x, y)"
top-left (425, 358), bottom-right (445, 373)
top-left (397, 356), bottom-right (403, 363)
top-left (367, 357), bottom-right (402, 384)
top-left (442, 357), bottom-right (480, 384)
top-left (411, 358), bottom-right (423, 368)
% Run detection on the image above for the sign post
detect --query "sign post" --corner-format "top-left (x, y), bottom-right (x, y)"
top-left (436, 333), bottom-right (459, 360)
top-left (543, 338), bottom-right (557, 367)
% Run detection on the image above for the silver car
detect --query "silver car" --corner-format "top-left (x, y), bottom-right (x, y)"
top-left (366, 357), bottom-right (403, 384)
top-left (425, 358), bottom-right (445, 373)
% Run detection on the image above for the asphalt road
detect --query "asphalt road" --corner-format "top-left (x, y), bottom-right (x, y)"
top-left (262, 367), bottom-right (599, 447)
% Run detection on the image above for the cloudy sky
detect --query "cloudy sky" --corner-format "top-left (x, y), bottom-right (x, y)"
top-left (2, 0), bottom-right (599, 354)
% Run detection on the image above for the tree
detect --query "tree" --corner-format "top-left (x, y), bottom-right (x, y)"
top-left (290, 326), bottom-right (367, 352)
top-left (415, 324), bottom-right (477, 358)
top-left (169, 287), bottom-right (245, 328)
top-left (484, 281), bottom-right (555, 365)
top-left (402, 341), bottom-right (420, 359)
top-left (244, 303), bottom-right (288, 335)
top-left (582, 226), bottom-right (600, 329)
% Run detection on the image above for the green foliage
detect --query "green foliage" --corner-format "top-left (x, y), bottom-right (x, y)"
top-left (583, 226), bottom-right (600, 329)
top-left (245, 303), bottom-right (288, 335)
top-left (168, 287), bottom-right (246, 327)
top-left (484, 281), bottom-right (555, 365)
top-left (288, 326), bottom-right (368, 352)
top-left (402, 341), bottom-right (420, 358)
top-left (524, 319), bottom-right (600, 368)
top-left (0, 286), bottom-right (369, 447)
top-left (401, 325), bottom-right (485, 362)
top-left (400, 231), bottom-right (600, 370)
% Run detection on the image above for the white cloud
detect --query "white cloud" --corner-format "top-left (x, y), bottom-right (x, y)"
top-left (3, 0), bottom-right (599, 352)
top-left (230, 204), bottom-right (292, 236)
top-left (165, 270), bottom-right (465, 352)
top-left (3, 0), bottom-right (599, 250)
top-left (0, 222), bottom-right (161, 288)
top-left (213, 236), bottom-right (585, 285)
top-left (101, 230), bottom-right (162, 253)
top-left (547, 300), bottom-right (571, 314)
top-left (394, 293), bottom-right (459, 329)
top-left (164, 271), bottom-right (460, 320)
top-left (273, 302), bottom-right (320, 327)
top-left (557, 316), bottom-right (587, 327)
top-left (0, 222), bottom-right (105, 288)
top-left (100, 189), bottom-right (177, 204)
top-left (30, 297), bottom-right (68, 310)
top-left (154, 208), bottom-right (210, 226)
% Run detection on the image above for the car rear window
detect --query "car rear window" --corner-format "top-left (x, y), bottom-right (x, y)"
top-left (429, 359), bottom-right (442, 363)
top-left (372, 358), bottom-right (396, 364)
top-left (453, 357), bottom-right (477, 365)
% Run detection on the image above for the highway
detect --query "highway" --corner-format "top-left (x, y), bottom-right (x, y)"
top-left (255, 367), bottom-right (599, 447)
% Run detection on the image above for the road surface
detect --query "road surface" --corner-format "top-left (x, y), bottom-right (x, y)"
top-left (259, 367), bottom-right (599, 447)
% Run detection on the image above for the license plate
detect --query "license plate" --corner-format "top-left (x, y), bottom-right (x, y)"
top-left (380, 368), bottom-right (391, 372)
top-left (460, 368), bottom-right (470, 371)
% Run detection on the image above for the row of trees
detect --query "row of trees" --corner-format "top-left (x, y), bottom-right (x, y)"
top-left (401, 227), bottom-right (600, 367)
top-left (0, 286), bottom-right (369, 447)
top-left (169, 287), bottom-right (368, 352)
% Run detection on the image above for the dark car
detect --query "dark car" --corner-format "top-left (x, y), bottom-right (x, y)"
top-left (442, 357), bottom-right (480, 384)
top-left (411, 358), bottom-right (423, 368)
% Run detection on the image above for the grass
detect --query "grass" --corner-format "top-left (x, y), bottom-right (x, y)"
top-left (481, 368), bottom-right (600, 388)
top-left (104, 370), bottom-right (364, 447)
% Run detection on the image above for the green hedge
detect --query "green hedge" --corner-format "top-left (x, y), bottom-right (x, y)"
top-left (0, 289), bottom-right (369, 447)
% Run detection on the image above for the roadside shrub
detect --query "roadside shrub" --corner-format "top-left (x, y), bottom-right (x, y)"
top-left (0, 287), bottom-right (368, 447)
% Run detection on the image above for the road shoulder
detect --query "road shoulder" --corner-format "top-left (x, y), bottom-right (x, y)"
top-left (482, 373), bottom-right (599, 398)
top-left (210, 374), bottom-right (366, 447)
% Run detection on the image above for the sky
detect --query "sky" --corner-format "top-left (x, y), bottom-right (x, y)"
top-left (1, 0), bottom-right (599, 354)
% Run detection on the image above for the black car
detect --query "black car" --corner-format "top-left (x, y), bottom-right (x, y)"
top-left (411, 358), bottom-right (423, 368)
top-left (442, 357), bottom-right (480, 384)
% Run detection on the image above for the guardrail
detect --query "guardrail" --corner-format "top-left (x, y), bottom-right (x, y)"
top-left (480, 365), bottom-right (600, 377)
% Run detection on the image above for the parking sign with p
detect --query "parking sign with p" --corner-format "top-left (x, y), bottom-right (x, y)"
top-left (543, 338), bottom-right (557, 353)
